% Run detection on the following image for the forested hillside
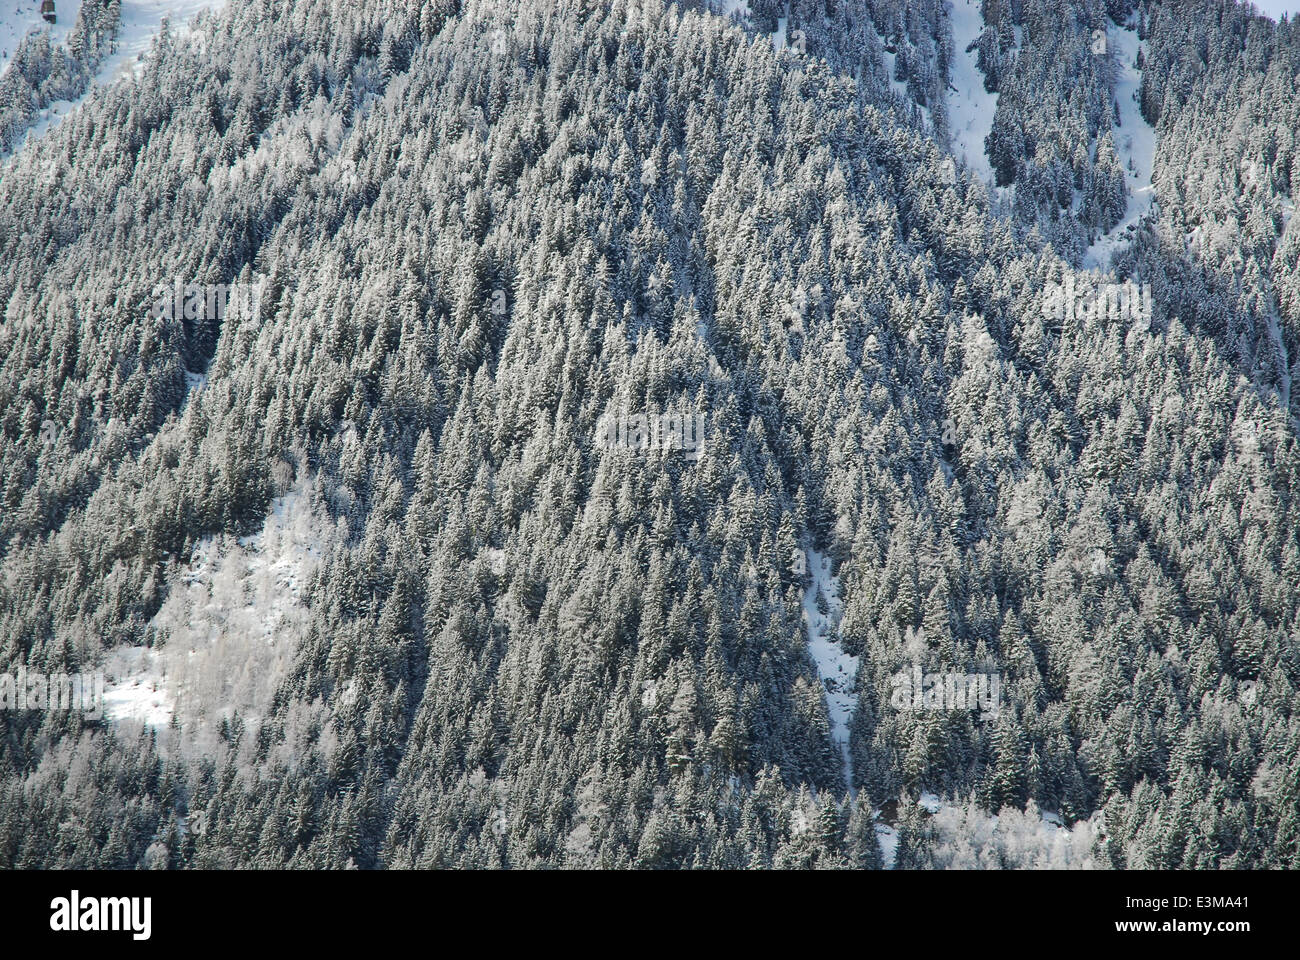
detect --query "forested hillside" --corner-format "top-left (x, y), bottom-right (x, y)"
top-left (0, 0), bottom-right (1296, 869)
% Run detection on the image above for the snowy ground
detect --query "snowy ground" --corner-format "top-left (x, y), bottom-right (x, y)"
top-left (103, 481), bottom-right (331, 748)
top-left (946, 0), bottom-right (999, 189)
top-left (1083, 15), bottom-right (1157, 269)
top-left (2, 1), bottom-right (224, 155)
top-left (0, 0), bottom-right (82, 77)
top-left (801, 548), bottom-right (858, 793)
top-left (99, 0), bottom-right (226, 83)
top-left (0, 0), bottom-right (79, 74)
top-left (102, 645), bottom-right (174, 727)
top-left (719, 0), bottom-right (750, 20)
top-left (875, 821), bottom-right (898, 867)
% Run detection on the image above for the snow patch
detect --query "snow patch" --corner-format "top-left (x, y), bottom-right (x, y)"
top-left (946, 0), bottom-right (999, 189)
top-left (103, 480), bottom-right (333, 748)
top-left (1083, 15), bottom-right (1157, 269)
top-left (802, 547), bottom-right (858, 793)
top-left (0, 0), bottom-right (83, 78)
top-left (93, 0), bottom-right (226, 85)
top-left (875, 821), bottom-right (899, 868)
top-left (102, 646), bottom-right (173, 727)
top-left (924, 796), bottom-right (1103, 868)
top-left (2, 1), bottom-right (225, 154)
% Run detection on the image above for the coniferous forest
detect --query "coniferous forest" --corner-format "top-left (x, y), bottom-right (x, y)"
top-left (0, 0), bottom-right (1297, 872)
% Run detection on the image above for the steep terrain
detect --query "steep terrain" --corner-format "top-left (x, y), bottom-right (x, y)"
top-left (0, 0), bottom-right (1297, 869)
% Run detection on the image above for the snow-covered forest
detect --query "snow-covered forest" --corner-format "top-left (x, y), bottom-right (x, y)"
top-left (0, 0), bottom-right (1297, 869)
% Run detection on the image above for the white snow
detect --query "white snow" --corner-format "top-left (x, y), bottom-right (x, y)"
top-left (801, 547), bottom-right (858, 793)
top-left (1083, 15), bottom-right (1157, 269)
top-left (875, 821), bottom-right (899, 868)
top-left (0, 0), bottom-right (82, 78)
top-left (103, 480), bottom-right (332, 745)
top-left (96, 0), bottom-right (225, 85)
top-left (923, 795), bottom-right (1104, 868)
top-left (719, 0), bottom-right (750, 20)
top-left (945, 0), bottom-right (1000, 189)
top-left (2, 1), bottom-right (225, 155)
top-left (1282, 199), bottom-right (1297, 422)
top-left (870, 792), bottom-right (1099, 868)
top-left (102, 646), bottom-right (174, 727)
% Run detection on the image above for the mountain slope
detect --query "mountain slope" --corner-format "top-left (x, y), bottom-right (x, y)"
top-left (0, 0), bottom-right (1297, 870)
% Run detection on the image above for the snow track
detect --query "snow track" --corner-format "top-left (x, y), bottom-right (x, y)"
top-left (946, 0), bottom-right (999, 189)
top-left (1083, 15), bottom-right (1157, 269)
top-left (801, 548), bottom-right (858, 794)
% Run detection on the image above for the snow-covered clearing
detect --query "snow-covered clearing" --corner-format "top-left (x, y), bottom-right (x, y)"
top-left (99, 0), bottom-right (225, 83)
top-left (1083, 15), bottom-right (1157, 269)
top-left (0, 0), bottom-right (82, 76)
top-left (801, 547), bottom-right (858, 794)
top-left (946, 0), bottom-right (999, 189)
top-left (2, 1), bottom-right (225, 154)
top-left (102, 646), bottom-right (173, 728)
top-left (719, 0), bottom-right (750, 20)
top-left (875, 821), bottom-right (899, 867)
top-left (873, 793), bottom-right (1100, 869)
top-left (103, 480), bottom-right (334, 752)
